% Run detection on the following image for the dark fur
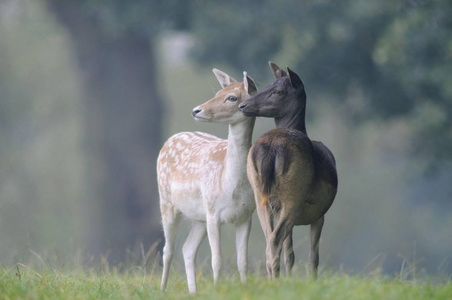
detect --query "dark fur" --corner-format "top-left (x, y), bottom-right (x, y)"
top-left (240, 62), bottom-right (338, 279)
top-left (251, 136), bottom-right (291, 205)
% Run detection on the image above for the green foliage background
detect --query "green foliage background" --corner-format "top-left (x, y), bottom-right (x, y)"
top-left (0, 0), bottom-right (450, 277)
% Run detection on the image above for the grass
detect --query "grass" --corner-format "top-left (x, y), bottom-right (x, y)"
top-left (1, 264), bottom-right (451, 300)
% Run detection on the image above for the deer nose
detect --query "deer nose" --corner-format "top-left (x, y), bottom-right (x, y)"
top-left (192, 108), bottom-right (202, 117)
top-left (238, 103), bottom-right (247, 111)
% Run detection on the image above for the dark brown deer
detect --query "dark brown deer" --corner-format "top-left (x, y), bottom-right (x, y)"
top-left (238, 62), bottom-right (338, 279)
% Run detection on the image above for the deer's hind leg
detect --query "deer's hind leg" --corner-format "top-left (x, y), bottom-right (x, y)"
top-left (283, 229), bottom-right (295, 276)
top-left (268, 208), bottom-right (295, 279)
top-left (248, 166), bottom-right (275, 279)
top-left (309, 215), bottom-right (324, 279)
top-left (255, 201), bottom-right (274, 279)
top-left (160, 203), bottom-right (181, 290)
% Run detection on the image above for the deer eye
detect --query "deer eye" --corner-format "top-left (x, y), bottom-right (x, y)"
top-left (226, 96), bottom-right (238, 102)
top-left (273, 90), bottom-right (284, 96)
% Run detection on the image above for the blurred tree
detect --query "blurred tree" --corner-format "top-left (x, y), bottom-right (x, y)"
top-left (40, 0), bottom-right (450, 263)
top-left (0, 0), bottom-right (87, 260)
top-left (44, 0), bottom-right (191, 261)
top-left (1, 0), bottom-right (449, 273)
top-left (190, 0), bottom-right (452, 169)
top-left (375, 0), bottom-right (452, 168)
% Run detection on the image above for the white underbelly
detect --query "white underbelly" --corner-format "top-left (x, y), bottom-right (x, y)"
top-left (170, 182), bottom-right (206, 221)
top-left (169, 182), bottom-right (255, 224)
top-left (216, 192), bottom-right (256, 224)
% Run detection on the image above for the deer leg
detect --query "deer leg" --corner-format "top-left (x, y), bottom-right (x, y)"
top-left (309, 216), bottom-right (324, 279)
top-left (235, 216), bottom-right (252, 283)
top-left (283, 229), bottom-right (295, 277)
top-left (182, 221), bottom-right (207, 294)
top-left (255, 204), bottom-right (274, 278)
top-left (206, 215), bottom-right (222, 288)
top-left (269, 211), bottom-right (295, 279)
top-left (160, 206), bottom-right (181, 291)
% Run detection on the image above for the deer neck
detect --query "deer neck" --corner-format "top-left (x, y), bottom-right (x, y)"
top-left (275, 105), bottom-right (307, 135)
top-left (223, 117), bottom-right (256, 184)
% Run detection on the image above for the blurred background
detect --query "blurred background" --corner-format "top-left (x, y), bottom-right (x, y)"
top-left (0, 0), bottom-right (451, 276)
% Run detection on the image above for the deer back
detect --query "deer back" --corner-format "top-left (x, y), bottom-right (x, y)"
top-left (248, 128), bottom-right (316, 207)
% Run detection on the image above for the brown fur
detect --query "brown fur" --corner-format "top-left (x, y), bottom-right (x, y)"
top-left (250, 129), bottom-right (299, 206)
top-left (239, 63), bottom-right (338, 279)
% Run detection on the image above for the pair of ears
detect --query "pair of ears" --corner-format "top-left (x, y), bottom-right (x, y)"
top-left (212, 61), bottom-right (304, 95)
top-left (212, 69), bottom-right (258, 96)
top-left (269, 61), bottom-right (304, 90)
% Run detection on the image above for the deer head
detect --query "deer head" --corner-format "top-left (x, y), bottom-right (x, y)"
top-left (238, 62), bottom-right (306, 119)
top-left (192, 69), bottom-right (257, 124)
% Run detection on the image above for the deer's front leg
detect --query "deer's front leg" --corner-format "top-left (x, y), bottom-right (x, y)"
top-left (309, 216), bottom-right (324, 279)
top-left (235, 216), bottom-right (252, 283)
top-left (183, 221), bottom-right (207, 294)
top-left (206, 214), bottom-right (222, 287)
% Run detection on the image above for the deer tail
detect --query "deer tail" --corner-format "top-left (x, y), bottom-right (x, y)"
top-left (251, 143), bottom-right (290, 207)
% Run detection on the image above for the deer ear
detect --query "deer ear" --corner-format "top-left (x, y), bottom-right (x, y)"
top-left (287, 67), bottom-right (304, 90)
top-left (213, 68), bottom-right (237, 88)
top-left (269, 61), bottom-right (287, 79)
top-left (243, 71), bottom-right (258, 96)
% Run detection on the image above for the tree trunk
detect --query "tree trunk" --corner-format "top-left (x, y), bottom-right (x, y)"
top-left (46, 1), bottom-right (164, 263)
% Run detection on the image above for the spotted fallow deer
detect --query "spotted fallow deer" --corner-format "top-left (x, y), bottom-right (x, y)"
top-left (238, 62), bottom-right (338, 279)
top-left (157, 69), bottom-right (257, 293)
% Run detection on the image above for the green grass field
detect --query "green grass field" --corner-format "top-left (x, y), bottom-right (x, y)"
top-left (1, 265), bottom-right (451, 300)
